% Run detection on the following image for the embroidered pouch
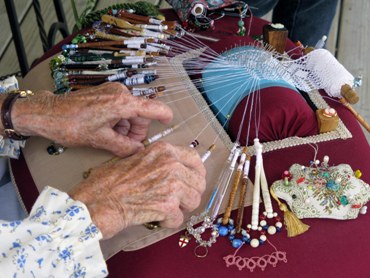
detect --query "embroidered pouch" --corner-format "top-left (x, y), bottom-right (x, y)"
top-left (271, 163), bottom-right (370, 220)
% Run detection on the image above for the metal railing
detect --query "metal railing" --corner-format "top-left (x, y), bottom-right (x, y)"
top-left (4, 0), bottom-right (70, 77)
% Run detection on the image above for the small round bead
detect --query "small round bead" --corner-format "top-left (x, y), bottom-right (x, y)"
top-left (323, 155), bottom-right (329, 163)
top-left (211, 230), bottom-right (219, 237)
top-left (241, 229), bottom-right (248, 237)
top-left (47, 145), bottom-right (57, 155)
top-left (275, 222), bottom-right (283, 228)
top-left (218, 226), bottom-right (229, 236)
top-left (260, 234), bottom-right (267, 242)
top-left (257, 226), bottom-right (262, 231)
top-left (260, 220), bottom-right (267, 226)
top-left (232, 238), bottom-right (243, 248)
top-left (250, 238), bottom-right (260, 248)
top-left (355, 170), bottom-right (362, 179)
top-left (360, 206), bottom-right (367, 215)
top-left (267, 226), bottom-right (277, 235)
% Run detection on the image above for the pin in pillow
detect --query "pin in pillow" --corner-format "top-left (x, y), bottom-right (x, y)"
top-left (271, 156), bottom-right (370, 221)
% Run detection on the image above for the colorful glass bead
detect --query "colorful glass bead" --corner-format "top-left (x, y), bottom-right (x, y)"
top-left (340, 196), bottom-right (349, 205)
top-left (232, 238), bottom-right (243, 248)
top-left (355, 170), bottom-right (362, 179)
top-left (218, 226), bottom-right (229, 236)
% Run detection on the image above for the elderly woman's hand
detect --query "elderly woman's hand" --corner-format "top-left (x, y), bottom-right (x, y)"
top-left (69, 141), bottom-right (206, 239)
top-left (11, 82), bottom-right (173, 157)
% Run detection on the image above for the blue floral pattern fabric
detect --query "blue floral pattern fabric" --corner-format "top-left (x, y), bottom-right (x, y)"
top-left (0, 186), bottom-right (108, 277)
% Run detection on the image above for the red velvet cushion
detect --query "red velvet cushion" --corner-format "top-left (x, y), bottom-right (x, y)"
top-left (228, 87), bottom-right (318, 146)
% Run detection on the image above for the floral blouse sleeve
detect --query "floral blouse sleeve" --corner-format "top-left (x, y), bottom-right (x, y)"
top-left (0, 186), bottom-right (108, 277)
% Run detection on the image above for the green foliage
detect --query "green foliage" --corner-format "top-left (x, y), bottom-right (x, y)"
top-left (71, 0), bottom-right (99, 31)
top-left (71, 1), bottom-right (162, 30)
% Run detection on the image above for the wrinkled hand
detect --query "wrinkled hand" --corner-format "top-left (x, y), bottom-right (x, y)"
top-left (12, 82), bottom-right (173, 157)
top-left (69, 142), bottom-right (206, 239)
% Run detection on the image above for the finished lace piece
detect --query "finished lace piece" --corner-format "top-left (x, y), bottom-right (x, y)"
top-left (223, 239), bottom-right (287, 272)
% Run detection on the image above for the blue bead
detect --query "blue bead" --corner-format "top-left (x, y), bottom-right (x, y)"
top-left (232, 239), bottom-right (243, 248)
top-left (262, 225), bottom-right (268, 230)
top-left (276, 227), bottom-right (282, 232)
top-left (228, 225), bottom-right (234, 231)
top-left (259, 239), bottom-right (265, 245)
top-left (244, 238), bottom-right (251, 243)
top-left (242, 236), bottom-right (249, 242)
top-left (228, 235), bottom-right (235, 240)
top-left (218, 226), bottom-right (229, 236)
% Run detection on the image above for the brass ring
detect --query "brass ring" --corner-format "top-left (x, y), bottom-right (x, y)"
top-left (194, 245), bottom-right (208, 258)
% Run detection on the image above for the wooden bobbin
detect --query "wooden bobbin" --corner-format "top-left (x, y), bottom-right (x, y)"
top-left (263, 23), bottom-right (288, 54)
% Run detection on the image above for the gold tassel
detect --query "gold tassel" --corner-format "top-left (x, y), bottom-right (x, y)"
top-left (270, 187), bottom-right (310, 237)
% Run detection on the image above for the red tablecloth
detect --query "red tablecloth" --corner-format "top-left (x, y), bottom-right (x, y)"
top-left (13, 9), bottom-right (370, 278)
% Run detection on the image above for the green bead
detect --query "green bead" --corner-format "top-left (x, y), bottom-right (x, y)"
top-left (238, 20), bottom-right (244, 27)
top-left (340, 196), bottom-right (349, 205)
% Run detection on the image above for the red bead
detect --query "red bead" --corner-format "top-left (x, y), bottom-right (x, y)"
top-left (352, 204), bottom-right (361, 209)
top-left (296, 177), bottom-right (305, 184)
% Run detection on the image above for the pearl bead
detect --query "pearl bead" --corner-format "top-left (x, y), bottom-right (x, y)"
top-left (260, 235), bottom-right (267, 241)
top-left (260, 220), bottom-right (267, 226)
top-left (323, 155), bottom-right (329, 163)
top-left (335, 177), bottom-right (342, 183)
top-left (275, 222), bottom-right (283, 228)
top-left (315, 160), bottom-right (320, 165)
top-left (250, 238), bottom-right (260, 248)
top-left (305, 198), bottom-right (311, 204)
top-left (211, 230), bottom-right (219, 237)
top-left (267, 226), bottom-right (277, 235)
top-left (360, 206), bottom-right (368, 215)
